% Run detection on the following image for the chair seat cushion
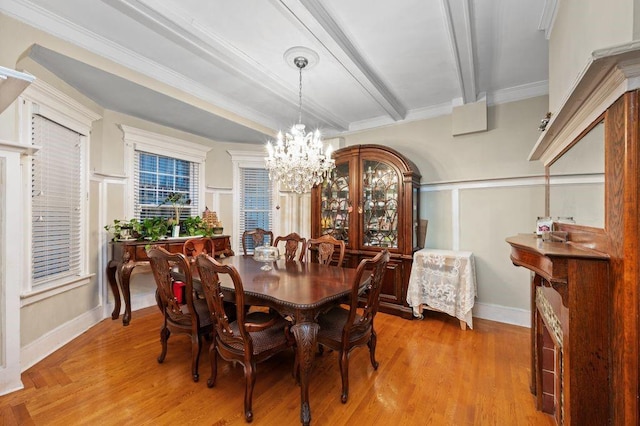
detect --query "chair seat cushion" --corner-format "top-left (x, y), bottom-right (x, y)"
top-left (317, 307), bottom-right (368, 343)
top-left (227, 316), bottom-right (290, 355)
top-left (178, 297), bottom-right (213, 328)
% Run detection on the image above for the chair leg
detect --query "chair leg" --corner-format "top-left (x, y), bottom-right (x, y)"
top-left (368, 330), bottom-right (379, 370)
top-left (339, 350), bottom-right (349, 404)
top-left (243, 361), bottom-right (257, 422)
top-left (207, 342), bottom-right (217, 388)
top-left (157, 326), bottom-right (169, 363)
top-left (191, 333), bottom-right (201, 382)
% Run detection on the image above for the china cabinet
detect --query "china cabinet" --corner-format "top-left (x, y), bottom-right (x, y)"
top-left (311, 144), bottom-right (421, 318)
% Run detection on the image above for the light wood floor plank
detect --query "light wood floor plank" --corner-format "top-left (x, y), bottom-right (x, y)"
top-left (0, 307), bottom-right (555, 425)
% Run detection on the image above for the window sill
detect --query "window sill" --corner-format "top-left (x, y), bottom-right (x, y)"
top-left (20, 273), bottom-right (95, 307)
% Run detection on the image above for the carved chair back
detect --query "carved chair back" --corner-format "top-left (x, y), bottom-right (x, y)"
top-left (183, 237), bottom-right (215, 259)
top-left (242, 228), bottom-right (274, 255)
top-left (307, 234), bottom-right (346, 266)
top-left (273, 232), bottom-right (307, 261)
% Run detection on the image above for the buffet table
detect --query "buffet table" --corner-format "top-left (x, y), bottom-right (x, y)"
top-left (406, 248), bottom-right (477, 329)
top-left (106, 235), bottom-right (233, 325)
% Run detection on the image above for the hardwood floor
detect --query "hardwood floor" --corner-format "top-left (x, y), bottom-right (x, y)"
top-left (0, 307), bottom-right (555, 425)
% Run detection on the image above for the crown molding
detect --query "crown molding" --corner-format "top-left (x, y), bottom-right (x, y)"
top-left (101, 0), bottom-right (348, 131)
top-left (487, 80), bottom-right (549, 106)
top-left (2, 0), bottom-right (279, 133)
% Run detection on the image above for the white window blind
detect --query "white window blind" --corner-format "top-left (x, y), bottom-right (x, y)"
top-left (239, 167), bottom-right (272, 252)
top-left (134, 151), bottom-right (200, 220)
top-left (31, 114), bottom-right (82, 285)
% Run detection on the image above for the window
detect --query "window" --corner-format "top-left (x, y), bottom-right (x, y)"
top-left (19, 80), bottom-right (99, 297)
top-left (121, 126), bottom-right (209, 223)
top-left (229, 150), bottom-right (277, 254)
top-left (31, 115), bottom-right (83, 284)
top-left (239, 167), bottom-right (272, 252)
top-left (134, 151), bottom-right (199, 220)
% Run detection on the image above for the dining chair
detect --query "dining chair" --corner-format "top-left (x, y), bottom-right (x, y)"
top-left (316, 249), bottom-right (390, 403)
top-left (147, 246), bottom-right (213, 382)
top-left (195, 254), bottom-right (294, 423)
top-left (242, 228), bottom-right (274, 255)
top-left (183, 237), bottom-right (215, 260)
top-left (273, 232), bottom-right (307, 261)
top-left (307, 234), bottom-right (346, 266)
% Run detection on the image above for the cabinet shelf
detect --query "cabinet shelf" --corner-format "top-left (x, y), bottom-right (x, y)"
top-left (311, 144), bottom-right (421, 319)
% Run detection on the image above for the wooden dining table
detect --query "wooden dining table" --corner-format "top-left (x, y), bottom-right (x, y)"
top-left (185, 255), bottom-right (368, 426)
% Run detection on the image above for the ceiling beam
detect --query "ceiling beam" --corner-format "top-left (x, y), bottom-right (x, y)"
top-left (101, 0), bottom-right (349, 131)
top-left (279, 0), bottom-right (406, 121)
top-left (441, 0), bottom-right (477, 104)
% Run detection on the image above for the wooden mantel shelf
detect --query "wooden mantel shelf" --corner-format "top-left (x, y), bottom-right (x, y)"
top-left (506, 234), bottom-right (609, 285)
top-left (506, 232), bottom-right (610, 425)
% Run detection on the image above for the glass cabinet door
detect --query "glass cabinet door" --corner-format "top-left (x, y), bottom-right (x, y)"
top-left (320, 162), bottom-right (351, 245)
top-left (362, 160), bottom-right (399, 248)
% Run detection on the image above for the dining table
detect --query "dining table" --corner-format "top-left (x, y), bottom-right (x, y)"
top-left (183, 255), bottom-right (369, 426)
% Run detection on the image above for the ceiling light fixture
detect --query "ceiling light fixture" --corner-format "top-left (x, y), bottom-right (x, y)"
top-left (265, 49), bottom-right (335, 194)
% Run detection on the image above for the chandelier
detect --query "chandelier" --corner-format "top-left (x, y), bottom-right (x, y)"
top-left (265, 53), bottom-right (335, 194)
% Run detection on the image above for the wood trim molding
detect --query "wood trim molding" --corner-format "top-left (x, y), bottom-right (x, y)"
top-left (530, 42), bottom-right (640, 165)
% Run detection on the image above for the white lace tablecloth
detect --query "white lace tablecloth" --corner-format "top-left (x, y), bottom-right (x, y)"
top-left (407, 248), bottom-right (477, 329)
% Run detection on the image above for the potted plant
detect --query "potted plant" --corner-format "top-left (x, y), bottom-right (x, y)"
top-left (140, 217), bottom-right (169, 242)
top-left (104, 218), bottom-right (141, 241)
top-left (182, 216), bottom-right (210, 236)
top-left (160, 192), bottom-right (191, 237)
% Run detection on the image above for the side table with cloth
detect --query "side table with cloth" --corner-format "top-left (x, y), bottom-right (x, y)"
top-left (406, 248), bottom-right (477, 329)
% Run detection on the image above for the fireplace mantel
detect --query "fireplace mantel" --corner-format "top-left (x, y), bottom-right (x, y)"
top-left (506, 233), bottom-right (610, 425)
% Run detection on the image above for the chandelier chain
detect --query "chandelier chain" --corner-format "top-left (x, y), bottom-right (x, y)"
top-left (298, 64), bottom-right (303, 124)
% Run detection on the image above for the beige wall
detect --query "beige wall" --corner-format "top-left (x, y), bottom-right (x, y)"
top-left (345, 97), bottom-right (547, 183)
top-left (460, 186), bottom-right (544, 309)
top-left (549, 0), bottom-right (634, 113)
top-left (344, 96), bottom-right (548, 312)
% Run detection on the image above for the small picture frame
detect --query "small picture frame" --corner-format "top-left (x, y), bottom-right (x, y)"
top-left (536, 216), bottom-right (553, 236)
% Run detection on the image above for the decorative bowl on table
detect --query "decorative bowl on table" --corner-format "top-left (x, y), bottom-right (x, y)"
top-left (253, 245), bottom-right (279, 271)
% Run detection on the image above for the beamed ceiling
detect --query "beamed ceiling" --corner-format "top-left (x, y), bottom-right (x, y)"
top-left (1, 0), bottom-right (551, 144)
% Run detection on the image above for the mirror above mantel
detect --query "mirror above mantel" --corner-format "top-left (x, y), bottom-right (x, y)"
top-left (547, 120), bottom-right (605, 228)
top-left (532, 42), bottom-right (640, 232)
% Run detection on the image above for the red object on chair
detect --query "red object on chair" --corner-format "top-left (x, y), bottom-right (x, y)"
top-left (173, 281), bottom-right (186, 304)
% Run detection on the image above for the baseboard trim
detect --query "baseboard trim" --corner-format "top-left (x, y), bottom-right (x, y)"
top-left (0, 365), bottom-right (24, 396)
top-left (21, 306), bottom-right (104, 371)
top-left (473, 302), bottom-right (531, 328)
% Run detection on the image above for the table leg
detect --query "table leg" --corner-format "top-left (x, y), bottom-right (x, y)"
top-left (291, 321), bottom-right (319, 426)
top-left (106, 260), bottom-right (121, 320)
top-left (120, 262), bottom-right (136, 326)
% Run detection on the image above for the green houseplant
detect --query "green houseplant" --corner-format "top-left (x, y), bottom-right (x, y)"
top-left (140, 217), bottom-right (169, 241)
top-left (104, 218), bottom-right (141, 241)
top-left (181, 215), bottom-right (212, 236)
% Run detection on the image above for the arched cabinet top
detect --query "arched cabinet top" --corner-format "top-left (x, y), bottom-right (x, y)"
top-left (332, 144), bottom-right (421, 181)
